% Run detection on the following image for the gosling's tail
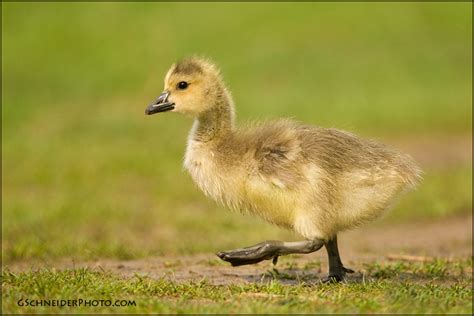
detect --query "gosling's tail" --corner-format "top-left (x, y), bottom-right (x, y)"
top-left (398, 153), bottom-right (423, 189)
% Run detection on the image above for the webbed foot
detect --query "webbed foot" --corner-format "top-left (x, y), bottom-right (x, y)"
top-left (217, 239), bottom-right (324, 267)
top-left (216, 241), bottom-right (280, 266)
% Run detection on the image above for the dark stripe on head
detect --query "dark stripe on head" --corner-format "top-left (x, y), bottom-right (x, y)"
top-left (174, 59), bottom-right (204, 75)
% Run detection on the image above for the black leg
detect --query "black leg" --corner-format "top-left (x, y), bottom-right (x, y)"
top-left (217, 239), bottom-right (324, 267)
top-left (323, 235), bottom-right (354, 283)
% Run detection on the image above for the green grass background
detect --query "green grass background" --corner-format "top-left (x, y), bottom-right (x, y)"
top-left (2, 2), bottom-right (472, 261)
top-left (2, 2), bottom-right (472, 314)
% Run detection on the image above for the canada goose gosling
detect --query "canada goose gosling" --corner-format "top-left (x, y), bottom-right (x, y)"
top-left (146, 57), bottom-right (422, 282)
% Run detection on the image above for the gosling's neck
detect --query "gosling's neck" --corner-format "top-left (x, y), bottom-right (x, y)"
top-left (190, 87), bottom-right (235, 143)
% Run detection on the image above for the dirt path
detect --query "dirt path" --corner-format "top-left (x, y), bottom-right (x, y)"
top-left (7, 214), bottom-right (471, 285)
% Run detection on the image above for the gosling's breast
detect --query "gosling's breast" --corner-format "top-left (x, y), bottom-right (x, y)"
top-left (184, 140), bottom-right (243, 209)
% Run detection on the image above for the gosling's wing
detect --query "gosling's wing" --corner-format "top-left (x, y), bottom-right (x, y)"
top-left (251, 120), bottom-right (308, 189)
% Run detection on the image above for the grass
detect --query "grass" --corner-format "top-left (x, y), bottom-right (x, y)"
top-left (1, 2), bottom-right (472, 314)
top-left (2, 259), bottom-right (472, 314)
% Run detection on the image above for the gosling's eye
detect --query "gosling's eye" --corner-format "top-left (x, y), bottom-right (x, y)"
top-left (177, 81), bottom-right (189, 90)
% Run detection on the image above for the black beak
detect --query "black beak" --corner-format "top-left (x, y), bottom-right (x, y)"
top-left (145, 90), bottom-right (175, 115)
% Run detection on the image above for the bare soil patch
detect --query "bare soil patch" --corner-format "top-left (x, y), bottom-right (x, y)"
top-left (6, 214), bottom-right (471, 285)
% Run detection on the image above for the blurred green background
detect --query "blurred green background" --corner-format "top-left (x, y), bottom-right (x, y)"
top-left (2, 2), bottom-right (472, 262)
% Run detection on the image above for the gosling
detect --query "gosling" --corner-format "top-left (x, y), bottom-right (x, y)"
top-left (145, 57), bottom-right (422, 282)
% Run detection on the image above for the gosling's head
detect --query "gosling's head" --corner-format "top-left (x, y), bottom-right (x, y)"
top-left (146, 56), bottom-right (227, 117)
